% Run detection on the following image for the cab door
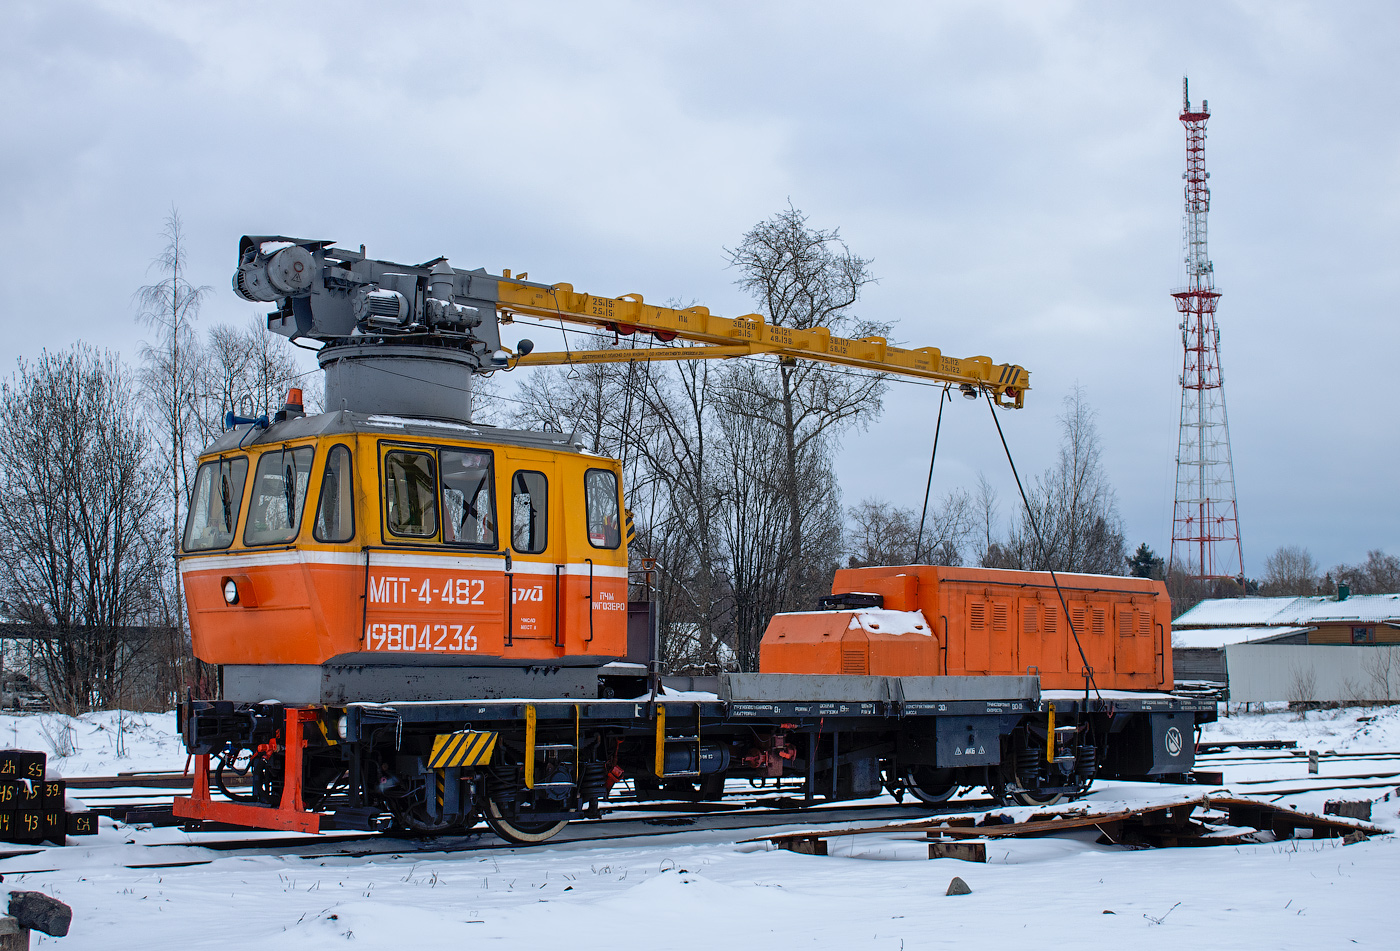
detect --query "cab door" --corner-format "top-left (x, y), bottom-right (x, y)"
top-left (502, 462), bottom-right (556, 644)
top-left (1115, 601), bottom-right (1156, 687)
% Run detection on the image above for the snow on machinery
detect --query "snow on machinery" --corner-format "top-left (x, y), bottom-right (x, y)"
top-left (172, 236), bottom-right (1211, 843)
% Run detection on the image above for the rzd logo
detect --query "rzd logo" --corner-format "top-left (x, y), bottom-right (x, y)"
top-left (1164, 726), bottom-right (1183, 757)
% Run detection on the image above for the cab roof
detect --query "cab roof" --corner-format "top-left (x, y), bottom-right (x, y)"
top-left (198, 410), bottom-right (592, 457)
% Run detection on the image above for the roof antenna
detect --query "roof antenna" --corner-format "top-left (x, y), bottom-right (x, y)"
top-left (1183, 76), bottom-right (1189, 112)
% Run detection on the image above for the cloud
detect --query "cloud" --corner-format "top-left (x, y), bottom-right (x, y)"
top-left (1, 0), bottom-right (1396, 572)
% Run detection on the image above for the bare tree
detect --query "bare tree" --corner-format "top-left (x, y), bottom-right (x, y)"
top-left (1287, 663), bottom-right (1318, 718)
top-left (630, 361), bottom-right (728, 671)
top-left (506, 208), bottom-right (888, 670)
top-left (1364, 645), bottom-right (1399, 703)
top-left (136, 209), bottom-right (212, 558)
top-left (847, 492), bottom-right (972, 568)
top-left (999, 387), bottom-right (1126, 574)
top-left (0, 348), bottom-right (166, 711)
top-left (1165, 564), bottom-right (1211, 618)
top-left (846, 499), bottom-right (918, 568)
top-left (508, 334), bottom-right (641, 455)
top-left (1260, 545), bottom-right (1319, 597)
top-left (194, 317), bottom-right (306, 446)
top-left (726, 205), bottom-right (884, 611)
top-left (712, 383), bottom-right (834, 668)
top-left (1329, 550), bottom-right (1400, 596)
top-left (973, 474), bottom-right (1009, 568)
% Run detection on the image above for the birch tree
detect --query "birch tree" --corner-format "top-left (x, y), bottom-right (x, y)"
top-left (194, 317), bottom-right (306, 446)
top-left (136, 210), bottom-right (212, 560)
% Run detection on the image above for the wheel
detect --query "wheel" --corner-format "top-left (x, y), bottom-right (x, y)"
top-left (395, 805), bottom-right (480, 836)
top-left (904, 767), bottom-right (958, 805)
top-left (1006, 743), bottom-right (1068, 806)
top-left (483, 795), bottom-right (568, 845)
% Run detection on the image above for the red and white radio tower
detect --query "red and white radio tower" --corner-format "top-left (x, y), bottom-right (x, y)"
top-left (1170, 78), bottom-right (1244, 583)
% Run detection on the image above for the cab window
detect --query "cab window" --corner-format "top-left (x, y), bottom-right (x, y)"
top-left (511, 471), bottom-right (548, 554)
top-left (183, 457), bottom-right (248, 551)
top-left (441, 448), bottom-right (496, 548)
top-left (384, 450), bottom-right (438, 538)
top-left (584, 468), bottom-right (621, 549)
top-left (314, 444), bottom-right (355, 543)
top-left (244, 446), bottom-right (315, 546)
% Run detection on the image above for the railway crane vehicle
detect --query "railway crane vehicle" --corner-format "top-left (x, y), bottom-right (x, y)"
top-left (173, 236), bottom-right (1214, 843)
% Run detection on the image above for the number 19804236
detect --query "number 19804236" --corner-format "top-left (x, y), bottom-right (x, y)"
top-left (367, 622), bottom-right (478, 652)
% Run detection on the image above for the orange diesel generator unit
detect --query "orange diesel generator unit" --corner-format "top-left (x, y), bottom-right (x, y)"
top-left (761, 566), bottom-right (1171, 690)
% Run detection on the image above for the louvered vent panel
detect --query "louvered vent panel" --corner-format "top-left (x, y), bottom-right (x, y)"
top-left (969, 602), bottom-right (986, 629)
top-left (841, 648), bottom-right (868, 675)
top-left (1022, 604), bottom-right (1038, 633)
top-left (992, 604), bottom-right (1009, 631)
top-left (1118, 611), bottom-right (1133, 636)
top-left (1044, 608), bottom-right (1058, 633)
top-left (1092, 608), bottom-right (1106, 636)
top-left (1137, 610), bottom-right (1151, 636)
top-left (1071, 608), bottom-right (1085, 632)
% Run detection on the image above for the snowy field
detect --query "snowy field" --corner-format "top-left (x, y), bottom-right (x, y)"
top-left (0, 705), bottom-right (1396, 950)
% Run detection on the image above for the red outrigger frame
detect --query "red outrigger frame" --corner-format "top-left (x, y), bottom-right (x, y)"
top-left (173, 708), bottom-right (323, 834)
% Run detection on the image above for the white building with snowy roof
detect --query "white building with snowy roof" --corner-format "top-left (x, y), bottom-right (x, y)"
top-left (1171, 591), bottom-right (1400, 700)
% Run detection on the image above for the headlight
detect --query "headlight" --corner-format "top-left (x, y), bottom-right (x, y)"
top-left (337, 715), bottom-right (350, 740)
top-left (223, 579), bottom-right (239, 605)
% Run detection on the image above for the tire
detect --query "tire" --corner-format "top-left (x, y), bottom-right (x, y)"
top-left (483, 795), bottom-right (569, 845)
top-left (904, 768), bottom-right (959, 805)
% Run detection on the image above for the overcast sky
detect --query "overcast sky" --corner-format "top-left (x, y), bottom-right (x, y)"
top-left (3, 1), bottom-right (1397, 576)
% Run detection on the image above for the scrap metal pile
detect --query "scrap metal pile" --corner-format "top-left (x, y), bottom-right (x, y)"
top-left (751, 795), bottom-right (1389, 861)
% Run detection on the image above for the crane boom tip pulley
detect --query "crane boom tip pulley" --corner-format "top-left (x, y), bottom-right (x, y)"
top-left (232, 235), bottom-right (1029, 408)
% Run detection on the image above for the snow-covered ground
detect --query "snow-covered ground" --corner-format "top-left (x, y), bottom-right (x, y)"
top-left (0, 710), bottom-right (183, 777)
top-left (1203, 702), bottom-right (1400, 752)
top-left (0, 706), bottom-right (1396, 949)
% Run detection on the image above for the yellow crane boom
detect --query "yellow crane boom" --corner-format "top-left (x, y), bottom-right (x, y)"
top-left (232, 235), bottom-right (1029, 408)
top-left (495, 276), bottom-right (1029, 408)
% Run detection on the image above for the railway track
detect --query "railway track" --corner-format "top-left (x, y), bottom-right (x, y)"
top-left (61, 754), bottom-right (1400, 817)
top-left (14, 748), bottom-right (1390, 875)
top-left (1193, 746), bottom-right (1400, 797)
top-left (1195, 749), bottom-right (1400, 765)
top-left (0, 796), bottom-right (998, 874)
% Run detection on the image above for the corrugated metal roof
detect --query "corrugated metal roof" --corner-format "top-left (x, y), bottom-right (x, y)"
top-left (1170, 625), bottom-right (1312, 649)
top-left (1175, 594), bottom-right (1400, 628)
top-left (1287, 594), bottom-right (1400, 624)
top-left (1172, 597), bottom-right (1299, 627)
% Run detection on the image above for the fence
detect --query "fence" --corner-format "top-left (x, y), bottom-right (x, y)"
top-left (1224, 644), bottom-right (1400, 703)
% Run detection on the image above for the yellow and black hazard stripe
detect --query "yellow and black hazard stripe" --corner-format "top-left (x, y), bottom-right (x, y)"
top-left (625, 509), bottom-right (636, 545)
top-left (427, 730), bottom-right (498, 769)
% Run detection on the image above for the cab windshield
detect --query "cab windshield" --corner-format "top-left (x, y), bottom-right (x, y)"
top-left (244, 446), bottom-right (315, 546)
top-left (183, 457), bottom-right (249, 552)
